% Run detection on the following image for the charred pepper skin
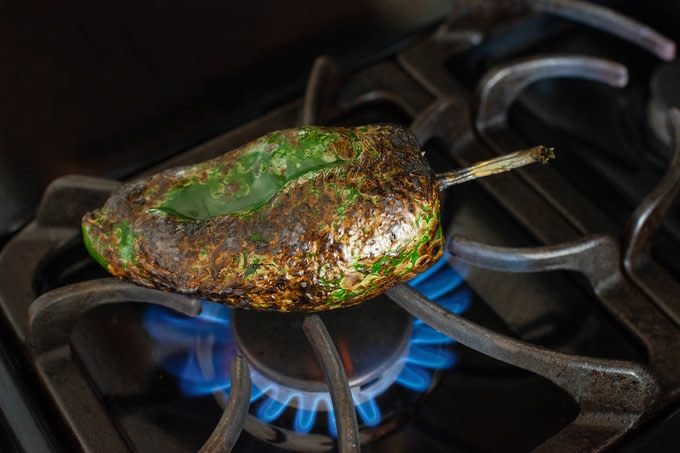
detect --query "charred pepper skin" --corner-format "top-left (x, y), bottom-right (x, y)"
top-left (81, 125), bottom-right (443, 312)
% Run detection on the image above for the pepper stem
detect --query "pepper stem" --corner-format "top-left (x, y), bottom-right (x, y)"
top-left (436, 146), bottom-right (555, 190)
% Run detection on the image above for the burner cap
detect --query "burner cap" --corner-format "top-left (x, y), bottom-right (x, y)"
top-left (232, 296), bottom-right (411, 394)
top-left (648, 60), bottom-right (680, 146)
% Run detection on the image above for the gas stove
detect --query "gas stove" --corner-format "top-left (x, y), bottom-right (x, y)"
top-left (1, 1), bottom-right (680, 452)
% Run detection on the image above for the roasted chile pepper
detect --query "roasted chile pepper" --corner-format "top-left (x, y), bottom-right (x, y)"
top-left (82, 125), bottom-right (552, 312)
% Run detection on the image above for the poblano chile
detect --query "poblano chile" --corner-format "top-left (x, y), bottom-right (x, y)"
top-left (82, 125), bottom-right (553, 312)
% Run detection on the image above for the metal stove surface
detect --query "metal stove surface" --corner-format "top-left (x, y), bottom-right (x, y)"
top-left (1, 1), bottom-right (680, 452)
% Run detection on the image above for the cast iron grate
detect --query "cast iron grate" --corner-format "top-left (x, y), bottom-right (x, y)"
top-left (1, 1), bottom-right (679, 452)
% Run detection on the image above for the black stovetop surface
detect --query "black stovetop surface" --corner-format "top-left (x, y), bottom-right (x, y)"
top-left (2, 1), bottom-right (680, 452)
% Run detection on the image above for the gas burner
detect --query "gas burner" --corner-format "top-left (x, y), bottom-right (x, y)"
top-left (233, 299), bottom-right (413, 399)
top-left (143, 255), bottom-right (470, 449)
top-left (648, 59), bottom-right (680, 147)
top-left (234, 300), bottom-right (415, 439)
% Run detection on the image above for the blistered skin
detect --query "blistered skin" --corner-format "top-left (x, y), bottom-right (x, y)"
top-left (82, 125), bottom-right (443, 312)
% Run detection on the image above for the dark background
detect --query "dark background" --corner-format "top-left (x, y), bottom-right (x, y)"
top-left (0, 0), bottom-right (449, 242)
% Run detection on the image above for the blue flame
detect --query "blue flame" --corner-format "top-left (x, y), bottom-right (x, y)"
top-left (406, 345), bottom-right (458, 369)
top-left (294, 406), bottom-right (318, 433)
top-left (395, 364), bottom-right (431, 392)
top-left (327, 404), bottom-right (338, 437)
top-left (356, 399), bottom-right (381, 427)
top-left (256, 387), bottom-right (293, 422)
top-left (411, 324), bottom-right (453, 345)
top-left (414, 266), bottom-right (464, 300)
top-left (143, 253), bottom-right (471, 436)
